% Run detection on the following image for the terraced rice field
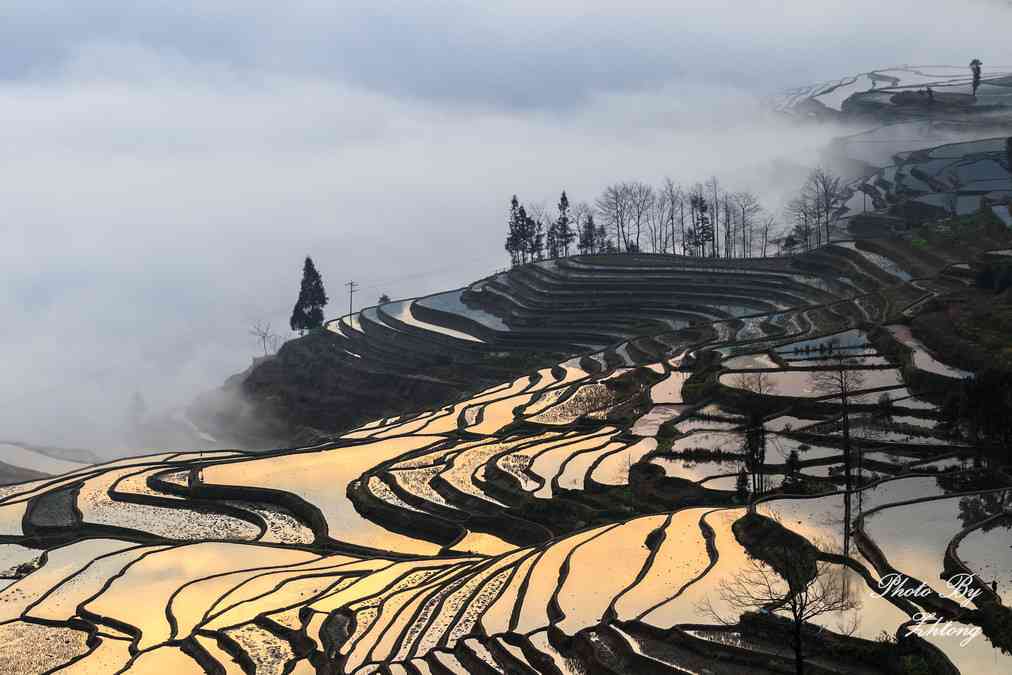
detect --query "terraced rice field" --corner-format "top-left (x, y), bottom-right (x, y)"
top-left (886, 324), bottom-right (973, 380)
top-left (5, 191), bottom-right (1012, 673)
top-left (841, 135), bottom-right (1012, 227)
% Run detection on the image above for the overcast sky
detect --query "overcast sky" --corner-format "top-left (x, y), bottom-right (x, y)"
top-left (2, 1), bottom-right (1010, 450)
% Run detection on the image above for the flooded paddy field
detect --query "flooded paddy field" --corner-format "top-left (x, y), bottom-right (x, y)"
top-left (4, 242), bottom-right (1011, 673)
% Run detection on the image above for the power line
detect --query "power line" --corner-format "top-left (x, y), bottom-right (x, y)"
top-left (345, 280), bottom-right (359, 316)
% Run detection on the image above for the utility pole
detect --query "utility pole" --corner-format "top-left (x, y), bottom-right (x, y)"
top-left (346, 281), bottom-right (359, 316)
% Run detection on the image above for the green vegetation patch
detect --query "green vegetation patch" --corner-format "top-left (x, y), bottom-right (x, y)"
top-left (913, 208), bottom-right (1010, 252)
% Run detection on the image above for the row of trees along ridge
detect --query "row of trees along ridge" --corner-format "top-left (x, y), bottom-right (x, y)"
top-left (504, 169), bottom-right (847, 264)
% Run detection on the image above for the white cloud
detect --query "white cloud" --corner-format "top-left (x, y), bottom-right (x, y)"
top-left (0, 1), bottom-right (1008, 451)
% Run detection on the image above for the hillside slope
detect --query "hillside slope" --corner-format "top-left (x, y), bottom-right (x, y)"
top-left (198, 246), bottom-right (915, 445)
top-left (4, 209), bottom-right (1012, 673)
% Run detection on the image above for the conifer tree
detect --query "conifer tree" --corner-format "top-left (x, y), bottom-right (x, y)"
top-left (289, 304), bottom-right (308, 334)
top-left (556, 190), bottom-right (575, 257)
top-left (579, 213), bottom-right (598, 254)
top-left (290, 256), bottom-right (328, 333)
top-left (532, 215), bottom-right (545, 260)
top-left (505, 195), bottom-right (524, 266)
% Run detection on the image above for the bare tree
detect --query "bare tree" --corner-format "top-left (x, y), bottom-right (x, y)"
top-left (803, 168), bottom-right (844, 246)
top-left (250, 320), bottom-right (281, 357)
top-left (761, 214), bottom-right (777, 257)
top-left (646, 184), bottom-right (672, 253)
top-left (809, 353), bottom-right (866, 555)
top-left (735, 191), bottom-right (762, 258)
top-left (525, 202), bottom-right (549, 231)
top-left (733, 371), bottom-right (778, 396)
top-left (571, 201), bottom-right (592, 237)
top-left (703, 537), bottom-right (860, 675)
top-left (626, 181), bottom-right (655, 253)
top-left (645, 194), bottom-right (665, 254)
top-left (595, 184), bottom-right (632, 252)
top-left (723, 192), bottom-right (734, 259)
top-left (525, 201), bottom-right (549, 260)
top-left (661, 178), bottom-right (682, 254)
top-left (707, 176), bottom-right (722, 258)
top-left (786, 196), bottom-right (814, 252)
top-left (677, 184), bottom-right (688, 255)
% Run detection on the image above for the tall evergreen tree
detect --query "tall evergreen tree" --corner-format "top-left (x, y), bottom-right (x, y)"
top-left (578, 213), bottom-right (598, 254)
top-left (290, 256), bottom-right (328, 332)
top-left (526, 210), bottom-right (544, 261)
top-left (546, 221), bottom-right (560, 259)
top-left (556, 191), bottom-right (575, 257)
top-left (688, 191), bottom-right (710, 257)
top-left (505, 195), bottom-right (524, 266)
top-left (517, 204), bottom-right (532, 264)
top-left (289, 304), bottom-right (309, 333)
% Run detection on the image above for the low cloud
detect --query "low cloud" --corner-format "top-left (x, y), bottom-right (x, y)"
top-left (1, 1), bottom-right (1008, 453)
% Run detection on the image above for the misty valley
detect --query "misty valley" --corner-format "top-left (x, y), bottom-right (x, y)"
top-left (3, 10), bottom-right (1012, 675)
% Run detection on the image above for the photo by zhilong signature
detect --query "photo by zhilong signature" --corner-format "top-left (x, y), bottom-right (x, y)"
top-left (871, 572), bottom-right (985, 646)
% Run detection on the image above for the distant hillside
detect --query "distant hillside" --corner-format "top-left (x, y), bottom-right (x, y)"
top-left (773, 64), bottom-right (1012, 122)
top-left (197, 241), bottom-right (956, 445)
top-left (195, 77), bottom-right (1012, 448)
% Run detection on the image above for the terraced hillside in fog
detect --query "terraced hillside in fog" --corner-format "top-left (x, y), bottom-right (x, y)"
top-left (5, 181), bottom-right (1012, 673)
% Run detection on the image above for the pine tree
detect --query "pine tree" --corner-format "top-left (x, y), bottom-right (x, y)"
top-left (579, 213), bottom-right (597, 254)
top-left (290, 256), bottom-right (328, 333)
top-left (505, 195), bottom-right (524, 266)
top-left (289, 303), bottom-right (308, 334)
top-left (556, 191), bottom-right (575, 257)
top-left (527, 211), bottom-right (544, 261)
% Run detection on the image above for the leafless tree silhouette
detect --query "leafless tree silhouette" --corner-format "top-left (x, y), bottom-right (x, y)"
top-left (250, 320), bottom-right (282, 357)
top-left (810, 353), bottom-right (866, 555)
top-left (702, 536), bottom-right (860, 675)
top-left (734, 370), bottom-right (779, 396)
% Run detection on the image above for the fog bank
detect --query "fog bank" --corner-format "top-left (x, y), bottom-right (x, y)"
top-left (2, 1), bottom-right (1009, 453)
